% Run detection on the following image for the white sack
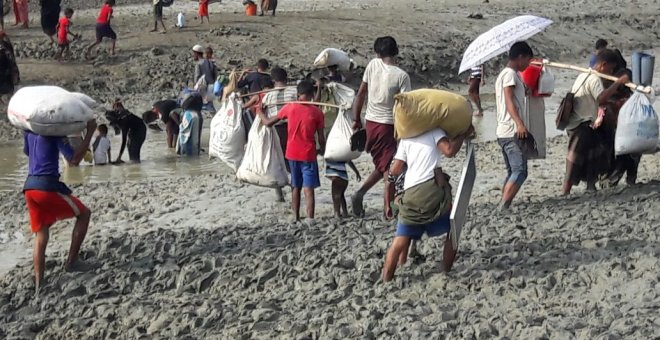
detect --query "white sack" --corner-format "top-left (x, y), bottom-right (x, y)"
top-left (615, 91), bottom-right (659, 155)
top-left (324, 109), bottom-right (361, 162)
top-left (314, 48), bottom-right (351, 72)
top-left (236, 116), bottom-right (289, 188)
top-left (326, 82), bottom-right (355, 109)
top-left (8, 86), bottom-right (95, 136)
top-left (209, 93), bottom-right (246, 171)
top-left (176, 13), bottom-right (186, 28)
top-left (537, 67), bottom-right (555, 95)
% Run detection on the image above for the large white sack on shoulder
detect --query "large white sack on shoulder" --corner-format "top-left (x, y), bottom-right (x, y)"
top-left (326, 82), bottom-right (355, 109)
top-left (209, 93), bottom-right (246, 171)
top-left (314, 48), bottom-right (351, 72)
top-left (615, 91), bottom-right (659, 155)
top-left (324, 109), bottom-right (361, 162)
top-left (236, 115), bottom-right (289, 188)
top-left (8, 86), bottom-right (94, 136)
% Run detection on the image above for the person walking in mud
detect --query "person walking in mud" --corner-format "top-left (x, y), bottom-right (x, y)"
top-left (23, 119), bottom-right (97, 294)
top-left (351, 36), bottom-right (411, 219)
top-left (260, 0), bottom-right (277, 16)
top-left (468, 65), bottom-right (485, 116)
top-left (152, 0), bottom-right (167, 33)
top-left (382, 125), bottom-right (474, 282)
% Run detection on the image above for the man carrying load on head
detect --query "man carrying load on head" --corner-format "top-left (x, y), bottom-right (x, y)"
top-left (352, 36), bottom-right (411, 219)
top-left (23, 119), bottom-right (97, 294)
top-left (382, 125), bottom-right (474, 282)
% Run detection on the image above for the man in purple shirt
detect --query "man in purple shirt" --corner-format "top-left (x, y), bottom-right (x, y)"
top-left (23, 119), bottom-right (96, 294)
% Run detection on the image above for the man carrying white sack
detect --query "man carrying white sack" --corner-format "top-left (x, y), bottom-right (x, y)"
top-left (382, 125), bottom-right (474, 282)
top-left (22, 119), bottom-right (97, 294)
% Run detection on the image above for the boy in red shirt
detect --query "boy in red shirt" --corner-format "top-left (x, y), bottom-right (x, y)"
top-left (258, 80), bottom-right (326, 221)
top-left (54, 8), bottom-right (78, 61)
top-left (86, 0), bottom-right (117, 58)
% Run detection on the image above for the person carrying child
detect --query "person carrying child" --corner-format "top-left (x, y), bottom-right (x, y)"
top-left (86, 0), bottom-right (117, 58)
top-left (258, 80), bottom-right (326, 222)
top-left (92, 124), bottom-right (111, 165)
top-left (54, 8), bottom-right (78, 61)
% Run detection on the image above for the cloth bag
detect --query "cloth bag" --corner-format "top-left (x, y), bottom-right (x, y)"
top-left (324, 109), bottom-right (361, 162)
top-left (615, 91), bottom-right (659, 155)
top-left (236, 116), bottom-right (289, 188)
top-left (313, 48), bottom-right (352, 71)
top-left (8, 86), bottom-right (95, 136)
top-left (209, 93), bottom-right (246, 171)
top-left (393, 89), bottom-right (472, 139)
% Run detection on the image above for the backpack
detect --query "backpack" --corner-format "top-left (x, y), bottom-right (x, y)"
top-left (162, 0), bottom-right (174, 7)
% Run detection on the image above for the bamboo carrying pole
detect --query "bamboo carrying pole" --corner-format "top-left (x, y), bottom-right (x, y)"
top-left (533, 60), bottom-right (653, 94)
top-left (238, 86), bottom-right (296, 98)
top-left (263, 101), bottom-right (344, 109)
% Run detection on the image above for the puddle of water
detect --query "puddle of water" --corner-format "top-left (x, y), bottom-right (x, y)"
top-left (0, 124), bottom-right (230, 192)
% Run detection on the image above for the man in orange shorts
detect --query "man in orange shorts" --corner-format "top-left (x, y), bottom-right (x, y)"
top-left (23, 119), bottom-right (97, 293)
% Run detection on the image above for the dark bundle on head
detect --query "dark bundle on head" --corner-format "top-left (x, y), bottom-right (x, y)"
top-left (271, 67), bottom-right (287, 83)
top-left (182, 93), bottom-right (203, 112)
top-left (257, 59), bottom-right (269, 71)
top-left (297, 80), bottom-right (315, 98)
top-left (508, 41), bottom-right (533, 60)
top-left (374, 36), bottom-right (399, 58)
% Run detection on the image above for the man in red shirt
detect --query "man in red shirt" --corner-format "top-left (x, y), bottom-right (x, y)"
top-left (54, 8), bottom-right (78, 61)
top-left (86, 0), bottom-right (117, 58)
top-left (258, 80), bottom-right (326, 221)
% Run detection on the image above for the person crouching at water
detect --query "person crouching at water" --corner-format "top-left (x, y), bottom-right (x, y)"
top-left (106, 100), bottom-right (147, 163)
top-left (258, 80), bottom-right (326, 222)
top-left (23, 119), bottom-right (97, 294)
top-left (143, 99), bottom-right (180, 148)
top-left (382, 125), bottom-right (474, 282)
top-left (177, 93), bottom-right (203, 156)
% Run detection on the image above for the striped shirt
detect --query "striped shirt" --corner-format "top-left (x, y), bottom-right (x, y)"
top-left (262, 87), bottom-right (297, 125)
top-left (470, 66), bottom-right (482, 78)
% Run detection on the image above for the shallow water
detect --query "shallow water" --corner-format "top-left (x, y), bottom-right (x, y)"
top-left (0, 124), bottom-right (229, 193)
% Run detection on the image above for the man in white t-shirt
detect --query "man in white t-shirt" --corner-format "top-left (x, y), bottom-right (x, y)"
top-left (381, 126), bottom-right (474, 282)
top-left (351, 36), bottom-right (412, 218)
top-left (494, 41), bottom-right (533, 210)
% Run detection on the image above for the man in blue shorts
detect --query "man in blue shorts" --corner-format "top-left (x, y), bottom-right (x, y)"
top-left (382, 125), bottom-right (473, 282)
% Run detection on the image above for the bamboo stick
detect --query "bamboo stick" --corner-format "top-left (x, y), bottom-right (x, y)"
top-left (533, 60), bottom-right (652, 94)
top-left (264, 101), bottom-right (344, 109)
top-left (238, 86), bottom-right (296, 98)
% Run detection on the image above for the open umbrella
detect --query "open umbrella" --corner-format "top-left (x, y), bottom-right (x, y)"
top-left (458, 15), bottom-right (553, 74)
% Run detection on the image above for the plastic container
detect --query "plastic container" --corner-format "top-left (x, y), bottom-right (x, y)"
top-left (245, 3), bottom-right (257, 16)
top-left (632, 52), bottom-right (655, 86)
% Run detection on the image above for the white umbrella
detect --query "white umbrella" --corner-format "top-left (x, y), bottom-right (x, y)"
top-left (458, 15), bottom-right (553, 74)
